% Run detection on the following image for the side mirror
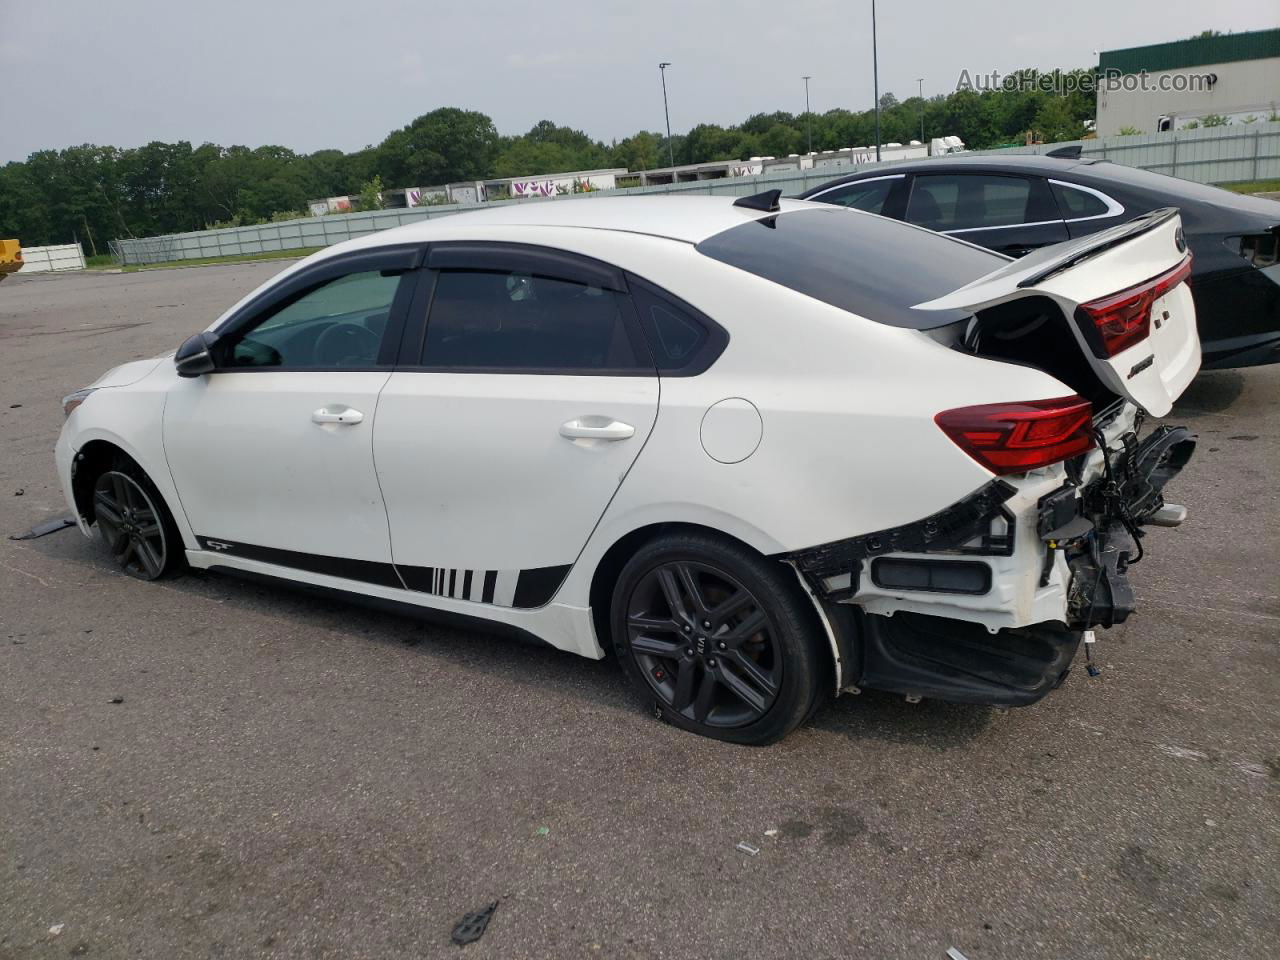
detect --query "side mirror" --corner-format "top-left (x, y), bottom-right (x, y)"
top-left (175, 333), bottom-right (216, 378)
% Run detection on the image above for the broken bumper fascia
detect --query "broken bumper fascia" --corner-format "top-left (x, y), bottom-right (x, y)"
top-left (782, 418), bottom-right (1196, 706)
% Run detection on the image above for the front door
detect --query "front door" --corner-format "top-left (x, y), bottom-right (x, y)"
top-left (374, 244), bottom-right (659, 608)
top-left (164, 258), bottom-right (418, 585)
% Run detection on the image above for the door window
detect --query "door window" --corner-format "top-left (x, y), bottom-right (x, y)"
top-left (815, 178), bottom-right (897, 214)
top-left (422, 269), bottom-right (649, 373)
top-left (215, 270), bottom-right (405, 369)
top-left (906, 174), bottom-right (1043, 231)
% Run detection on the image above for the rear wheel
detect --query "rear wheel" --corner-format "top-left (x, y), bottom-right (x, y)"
top-left (92, 458), bottom-right (184, 581)
top-left (610, 531), bottom-right (826, 744)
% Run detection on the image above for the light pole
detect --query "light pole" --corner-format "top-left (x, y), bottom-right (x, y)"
top-left (658, 62), bottom-right (674, 168)
top-left (802, 75), bottom-right (813, 153)
top-left (871, 0), bottom-right (881, 161)
top-left (917, 77), bottom-right (924, 143)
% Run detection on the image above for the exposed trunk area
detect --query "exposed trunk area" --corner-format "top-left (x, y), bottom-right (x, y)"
top-left (961, 295), bottom-right (1119, 409)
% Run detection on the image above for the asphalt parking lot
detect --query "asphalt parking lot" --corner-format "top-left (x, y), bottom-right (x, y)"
top-left (1, 262), bottom-right (1277, 960)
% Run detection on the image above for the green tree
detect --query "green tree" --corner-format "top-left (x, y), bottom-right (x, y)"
top-left (378, 108), bottom-right (499, 186)
top-left (1032, 97), bottom-right (1085, 143)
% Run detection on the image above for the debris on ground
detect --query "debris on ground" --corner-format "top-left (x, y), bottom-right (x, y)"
top-left (764, 828), bottom-right (778, 838)
top-left (48, 923), bottom-right (64, 936)
top-left (9, 404), bottom-right (20, 409)
top-left (14, 488), bottom-right (23, 496)
top-left (108, 697), bottom-right (124, 704)
top-left (736, 841), bottom-right (760, 856)
top-left (451, 901), bottom-right (497, 946)
top-left (10, 517), bottom-right (76, 540)
top-left (534, 826), bottom-right (549, 837)
top-left (946, 948), bottom-right (970, 960)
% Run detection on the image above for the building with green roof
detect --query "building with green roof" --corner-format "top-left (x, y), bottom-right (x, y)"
top-left (1096, 28), bottom-right (1279, 136)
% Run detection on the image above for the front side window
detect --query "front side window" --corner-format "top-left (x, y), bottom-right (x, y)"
top-left (422, 269), bottom-right (647, 372)
top-left (906, 174), bottom-right (1039, 231)
top-left (816, 178), bottom-right (897, 215)
top-left (216, 270), bottom-right (404, 369)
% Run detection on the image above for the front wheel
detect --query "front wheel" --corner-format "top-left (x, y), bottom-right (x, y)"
top-left (610, 531), bottom-right (827, 744)
top-left (92, 459), bottom-right (184, 581)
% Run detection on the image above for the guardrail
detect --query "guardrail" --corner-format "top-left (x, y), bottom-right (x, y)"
top-left (110, 123), bottom-right (1280, 267)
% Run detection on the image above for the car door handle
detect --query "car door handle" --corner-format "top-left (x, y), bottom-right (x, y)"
top-left (559, 418), bottom-right (635, 441)
top-left (312, 407), bottom-right (364, 425)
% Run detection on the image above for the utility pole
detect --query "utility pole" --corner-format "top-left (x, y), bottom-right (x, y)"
top-left (802, 76), bottom-right (813, 153)
top-left (659, 62), bottom-right (674, 167)
top-left (917, 77), bottom-right (925, 143)
top-left (871, 0), bottom-right (881, 161)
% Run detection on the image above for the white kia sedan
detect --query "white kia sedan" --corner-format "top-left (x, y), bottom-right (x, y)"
top-left (56, 193), bottom-right (1199, 743)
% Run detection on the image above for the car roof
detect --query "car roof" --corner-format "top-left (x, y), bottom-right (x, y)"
top-left (806, 153), bottom-right (1101, 184)
top-left (358, 195), bottom-right (814, 247)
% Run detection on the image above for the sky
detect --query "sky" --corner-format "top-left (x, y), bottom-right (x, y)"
top-left (1, 0), bottom-right (1276, 164)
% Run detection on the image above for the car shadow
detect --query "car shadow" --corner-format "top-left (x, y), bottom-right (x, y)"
top-left (1173, 369), bottom-right (1246, 415)
top-left (23, 529), bottom-right (1001, 749)
top-left (809, 687), bottom-right (996, 751)
top-left (176, 567), bottom-right (634, 710)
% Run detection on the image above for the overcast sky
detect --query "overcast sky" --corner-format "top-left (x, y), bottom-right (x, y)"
top-left (1, 0), bottom-right (1275, 163)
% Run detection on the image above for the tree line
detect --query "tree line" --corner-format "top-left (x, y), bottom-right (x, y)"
top-left (0, 69), bottom-right (1098, 250)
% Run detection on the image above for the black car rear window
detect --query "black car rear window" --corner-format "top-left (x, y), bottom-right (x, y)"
top-left (695, 207), bottom-right (1006, 329)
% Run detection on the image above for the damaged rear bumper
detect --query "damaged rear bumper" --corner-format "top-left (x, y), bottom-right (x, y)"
top-left (786, 416), bottom-right (1195, 706)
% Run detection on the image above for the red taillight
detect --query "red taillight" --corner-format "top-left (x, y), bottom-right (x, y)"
top-left (935, 396), bottom-right (1095, 475)
top-left (1079, 254), bottom-right (1192, 356)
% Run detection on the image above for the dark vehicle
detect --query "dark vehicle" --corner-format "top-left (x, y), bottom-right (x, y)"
top-left (799, 155), bottom-right (1280, 369)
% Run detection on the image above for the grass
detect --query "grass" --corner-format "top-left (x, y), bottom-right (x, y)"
top-left (1220, 179), bottom-right (1280, 195)
top-left (86, 246), bottom-right (327, 272)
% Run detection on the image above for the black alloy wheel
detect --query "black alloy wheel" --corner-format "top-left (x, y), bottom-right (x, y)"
top-left (93, 468), bottom-right (173, 580)
top-left (626, 561), bottom-right (781, 728)
top-left (611, 531), bottom-right (827, 744)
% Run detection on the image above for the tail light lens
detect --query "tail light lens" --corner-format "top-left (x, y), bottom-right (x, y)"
top-left (1079, 254), bottom-right (1192, 356)
top-left (935, 396), bottom-right (1095, 475)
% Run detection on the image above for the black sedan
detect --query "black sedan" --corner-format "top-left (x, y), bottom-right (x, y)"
top-left (798, 154), bottom-right (1280, 369)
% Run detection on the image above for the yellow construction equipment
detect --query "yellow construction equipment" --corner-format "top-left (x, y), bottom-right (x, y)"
top-left (0, 239), bottom-right (21, 282)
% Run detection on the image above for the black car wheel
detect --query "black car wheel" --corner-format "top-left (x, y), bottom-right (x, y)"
top-left (92, 458), bottom-right (184, 581)
top-left (611, 531), bottom-right (827, 744)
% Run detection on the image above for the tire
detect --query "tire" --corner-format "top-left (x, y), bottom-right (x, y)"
top-left (91, 454), bottom-right (186, 581)
top-left (610, 530), bottom-right (828, 745)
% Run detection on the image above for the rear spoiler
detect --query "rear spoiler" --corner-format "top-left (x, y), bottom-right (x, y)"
top-left (1016, 207), bottom-right (1181, 288)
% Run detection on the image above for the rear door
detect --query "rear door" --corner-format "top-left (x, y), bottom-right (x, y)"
top-left (373, 243), bottom-right (659, 609)
top-left (914, 208), bottom-right (1199, 416)
top-left (905, 172), bottom-right (1069, 257)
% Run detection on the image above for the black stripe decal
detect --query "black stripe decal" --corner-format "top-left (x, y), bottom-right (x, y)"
top-left (482, 571), bottom-right (497, 604)
top-left (512, 565), bottom-right (571, 609)
top-left (462, 570), bottom-right (473, 599)
top-left (448, 569), bottom-right (457, 597)
top-left (195, 537), bottom-right (402, 589)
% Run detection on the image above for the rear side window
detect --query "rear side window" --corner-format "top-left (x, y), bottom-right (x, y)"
top-left (422, 269), bottom-right (648, 373)
top-left (1051, 182), bottom-right (1112, 219)
top-left (695, 208), bottom-right (1005, 330)
top-left (907, 174), bottom-right (1042, 231)
top-left (628, 279), bottom-right (727, 374)
top-left (815, 178), bottom-right (897, 215)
